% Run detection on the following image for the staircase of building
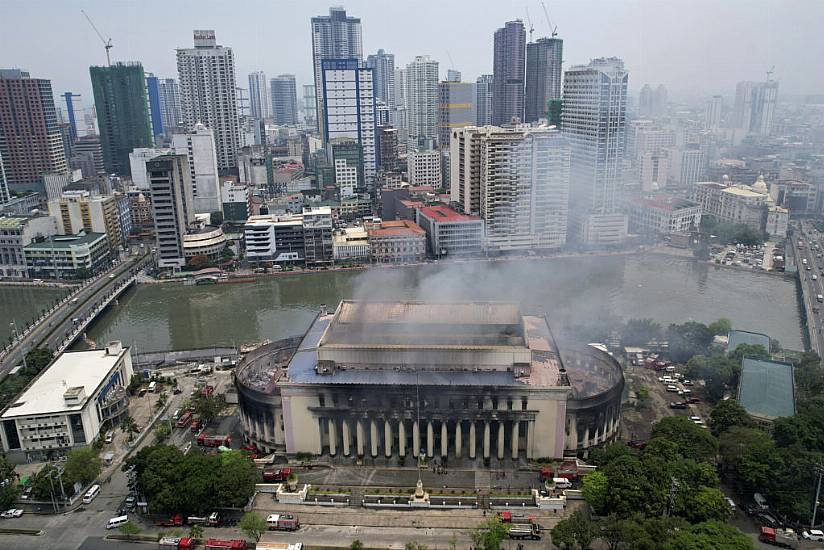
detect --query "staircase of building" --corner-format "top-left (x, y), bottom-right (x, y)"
top-left (349, 487), bottom-right (363, 508)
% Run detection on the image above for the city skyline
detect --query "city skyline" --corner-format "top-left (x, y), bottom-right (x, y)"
top-left (0, 0), bottom-right (818, 112)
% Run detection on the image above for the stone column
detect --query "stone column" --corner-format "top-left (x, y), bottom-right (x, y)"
top-left (469, 421), bottom-right (476, 459)
top-left (427, 420), bottom-right (435, 458)
top-left (483, 421), bottom-right (491, 459)
top-left (412, 420), bottom-right (420, 458)
top-left (370, 418), bottom-right (379, 457)
top-left (342, 418), bottom-right (351, 456)
top-left (441, 421), bottom-right (448, 457)
top-left (399, 420), bottom-right (407, 457)
top-left (328, 418), bottom-right (337, 456)
top-left (583, 426), bottom-right (590, 449)
top-left (356, 419), bottom-right (365, 457)
top-left (526, 420), bottom-right (535, 459)
top-left (497, 421), bottom-right (505, 460)
top-left (384, 419), bottom-right (393, 458)
top-left (455, 421), bottom-right (463, 458)
top-left (511, 420), bottom-right (520, 460)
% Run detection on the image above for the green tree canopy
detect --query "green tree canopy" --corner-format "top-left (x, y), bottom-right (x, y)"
top-left (64, 447), bottom-right (102, 486)
top-left (707, 318), bottom-right (732, 336)
top-left (0, 455), bottom-right (20, 509)
top-left (239, 511), bottom-right (267, 542)
top-left (667, 322), bottom-right (714, 363)
top-left (621, 318), bottom-right (663, 346)
top-left (118, 520), bottom-right (141, 540)
top-left (663, 520), bottom-right (756, 550)
top-left (470, 516), bottom-right (508, 550)
top-left (650, 416), bottom-right (718, 463)
top-left (708, 399), bottom-right (752, 436)
top-left (581, 470), bottom-right (609, 515)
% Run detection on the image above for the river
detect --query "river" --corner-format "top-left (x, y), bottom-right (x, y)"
top-left (0, 286), bottom-right (68, 344)
top-left (70, 253), bottom-right (803, 353)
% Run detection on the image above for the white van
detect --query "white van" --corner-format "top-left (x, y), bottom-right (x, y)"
top-left (107, 515), bottom-right (129, 529)
top-left (148, 381), bottom-right (157, 393)
top-left (104, 431), bottom-right (114, 444)
top-left (82, 484), bottom-right (101, 504)
top-left (553, 477), bottom-right (572, 489)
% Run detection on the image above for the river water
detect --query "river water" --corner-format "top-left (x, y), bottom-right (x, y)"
top-left (70, 253), bottom-right (803, 353)
top-left (0, 286), bottom-right (68, 344)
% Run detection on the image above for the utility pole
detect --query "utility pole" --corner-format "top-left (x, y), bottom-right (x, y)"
top-left (813, 463), bottom-right (824, 529)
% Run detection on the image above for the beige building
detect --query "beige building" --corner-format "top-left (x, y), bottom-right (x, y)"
top-left (691, 175), bottom-right (788, 239)
top-left (235, 301), bottom-right (624, 462)
top-left (48, 190), bottom-right (124, 252)
top-left (332, 226), bottom-right (370, 261)
top-left (367, 220), bottom-right (426, 264)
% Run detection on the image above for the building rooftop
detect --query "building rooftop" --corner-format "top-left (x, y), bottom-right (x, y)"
top-left (727, 330), bottom-right (771, 353)
top-left (419, 205), bottom-right (481, 222)
top-left (2, 344), bottom-right (129, 419)
top-left (737, 358), bottom-right (795, 421)
top-left (368, 220), bottom-right (425, 237)
top-left (0, 217), bottom-right (26, 229)
top-left (24, 232), bottom-right (106, 249)
top-left (628, 195), bottom-right (699, 212)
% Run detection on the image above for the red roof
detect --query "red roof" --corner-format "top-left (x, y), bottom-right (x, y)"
top-left (419, 205), bottom-right (479, 222)
top-left (368, 219), bottom-right (425, 237)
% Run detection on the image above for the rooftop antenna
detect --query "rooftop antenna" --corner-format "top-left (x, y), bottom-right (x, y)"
top-left (539, 0), bottom-right (559, 37)
top-left (525, 7), bottom-right (535, 41)
top-left (81, 9), bottom-right (113, 66)
top-left (766, 66), bottom-right (775, 81)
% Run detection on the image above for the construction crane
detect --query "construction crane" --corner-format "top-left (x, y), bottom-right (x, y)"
top-left (81, 9), bottom-right (113, 66)
top-left (539, 0), bottom-right (559, 38)
top-left (525, 7), bottom-right (535, 41)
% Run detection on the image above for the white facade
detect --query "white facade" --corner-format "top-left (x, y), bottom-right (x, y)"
top-left (335, 159), bottom-right (358, 198)
top-left (147, 154), bottom-right (195, 269)
top-left (766, 206), bottom-right (788, 239)
top-left (405, 56), bottom-right (439, 149)
top-left (691, 177), bottom-right (772, 232)
top-left (733, 80), bottom-right (778, 136)
top-left (0, 342), bottom-right (133, 462)
top-left (639, 152), bottom-right (670, 192)
top-left (668, 147), bottom-right (704, 187)
top-left (407, 150), bottom-right (442, 188)
top-left (625, 195), bottom-right (702, 235)
top-left (129, 148), bottom-right (170, 190)
top-left (248, 71), bottom-right (272, 120)
top-left (366, 49), bottom-right (395, 116)
top-left (172, 123), bottom-right (221, 214)
top-left (562, 58), bottom-right (629, 244)
top-left (0, 215), bottom-right (58, 278)
top-left (332, 226), bottom-right (370, 260)
top-left (176, 30), bottom-right (241, 170)
top-left (321, 59), bottom-right (377, 188)
top-left (244, 213), bottom-right (305, 263)
top-left (705, 95), bottom-right (722, 131)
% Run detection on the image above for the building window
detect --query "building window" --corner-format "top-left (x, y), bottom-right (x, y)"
top-left (319, 395), bottom-right (325, 407)
top-left (522, 397), bottom-right (528, 410)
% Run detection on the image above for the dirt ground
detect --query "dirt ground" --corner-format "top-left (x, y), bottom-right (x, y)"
top-left (620, 364), bottom-right (711, 442)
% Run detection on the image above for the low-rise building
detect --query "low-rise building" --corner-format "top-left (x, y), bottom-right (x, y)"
top-left (48, 190), bottom-right (126, 252)
top-left (416, 205), bottom-right (484, 257)
top-left (0, 215), bottom-right (59, 278)
top-left (0, 341), bottom-right (133, 463)
top-left (692, 175), bottom-right (787, 238)
top-left (769, 179), bottom-right (817, 216)
top-left (625, 194), bottom-right (702, 236)
top-left (737, 358), bottom-right (795, 428)
top-left (244, 213), bottom-right (305, 264)
top-left (126, 189), bottom-right (153, 235)
top-left (302, 206), bottom-right (333, 265)
top-left (367, 219), bottom-right (426, 264)
top-left (221, 181), bottom-right (250, 223)
top-left (332, 226), bottom-right (370, 261)
top-left (183, 227), bottom-right (227, 263)
top-left (766, 206), bottom-right (789, 240)
top-left (24, 231), bottom-right (110, 279)
top-left (339, 194), bottom-right (372, 222)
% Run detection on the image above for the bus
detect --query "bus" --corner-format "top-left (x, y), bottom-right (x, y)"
top-left (82, 484), bottom-right (101, 504)
top-left (176, 411), bottom-right (193, 428)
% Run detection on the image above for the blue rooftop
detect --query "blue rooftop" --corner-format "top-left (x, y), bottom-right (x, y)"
top-left (727, 330), bottom-right (771, 353)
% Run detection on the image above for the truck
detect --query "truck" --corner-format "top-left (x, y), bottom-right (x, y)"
top-left (155, 514), bottom-right (183, 527)
top-left (266, 513), bottom-right (300, 531)
top-left (197, 433), bottom-right (232, 447)
top-left (201, 385), bottom-right (215, 398)
top-left (498, 512), bottom-right (535, 524)
top-left (205, 540), bottom-right (247, 550)
top-left (555, 460), bottom-right (579, 480)
top-left (158, 537), bottom-right (195, 550)
top-left (263, 467), bottom-right (292, 482)
top-left (175, 411), bottom-right (193, 429)
top-left (190, 418), bottom-right (203, 433)
top-left (507, 523), bottom-right (541, 540)
top-left (538, 466), bottom-right (553, 482)
top-left (759, 527), bottom-right (798, 549)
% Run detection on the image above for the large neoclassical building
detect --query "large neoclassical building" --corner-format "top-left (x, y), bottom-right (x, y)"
top-left (235, 301), bottom-right (623, 462)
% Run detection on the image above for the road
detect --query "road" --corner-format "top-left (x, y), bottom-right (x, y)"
top-left (792, 222), bottom-right (824, 354)
top-left (0, 251), bottom-right (151, 379)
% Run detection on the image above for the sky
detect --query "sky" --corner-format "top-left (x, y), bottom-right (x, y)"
top-left (1, 0), bottom-right (822, 109)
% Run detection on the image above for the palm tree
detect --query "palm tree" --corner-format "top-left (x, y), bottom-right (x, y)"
top-left (120, 416), bottom-right (138, 442)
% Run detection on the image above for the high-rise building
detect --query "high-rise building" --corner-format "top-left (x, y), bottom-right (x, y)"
top-left (321, 59), bottom-right (377, 189)
top-left (638, 83), bottom-right (667, 117)
top-left (72, 135), bottom-right (105, 178)
top-left (171, 123), bottom-right (221, 214)
top-left (524, 37), bottom-right (563, 123)
top-left (271, 74), bottom-right (298, 125)
top-left (145, 74), bottom-right (164, 138)
top-left (447, 69), bottom-right (462, 83)
top-left (154, 78), bottom-right (182, 135)
top-left (48, 190), bottom-right (126, 252)
top-left (331, 139), bottom-right (362, 198)
top-left (667, 146), bottom-right (704, 187)
top-left (303, 84), bottom-right (317, 128)
top-left (0, 151), bottom-right (9, 204)
top-left (475, 75), bottom-right (494, 126)
top-left (705, 95), bottom-right (722, 131)
top-left (492, 20), bottom-right (526, 125)
top-left (366, 49), bottom-right (395, 115)
top-left (62, 92), bottom-right (86, 141)
top-left (450, 125), bottom-right (570, 251)
top-left (408, 149), bottom-right (442, 188)
top-left (562, 57), bottom-right (629, 244)
top-left (378, 127), bottom-right (399, 172)
top-left (248, 71), bottom-right (271, 121)
top-left (405, 55), bottom-right (439, 149)
top-left (176, 30), bottom-right (241, 170)
top-left (147, 153), bottom-right (195, 269)
top-left (0, 69), bottom-right (68, 193)
top-left (311, 7), bottom-right (363, 136)
top-left (90, 62), bottom-right (153, 176)
top-left (733, 80), bottom-right (778, 136)
top-left (438, 80), bottom-right (475, 148)
top-left (393, 68), bottom-right (409, 147)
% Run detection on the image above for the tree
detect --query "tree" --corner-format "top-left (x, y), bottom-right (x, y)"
top-left (155, 422), bottom-right (171, 441)
top-left (239, 511), bottom-right (267, 542)
top-left (30, 464), bottom-right (61, 501)
top-left (118, 520), bottom-right (141, 540)
top-left (350, 540), bottom-right (364, 550)
top-left (708, 399), bottom-right (752, 436)
top-left (23, 348), bottom-right (54, 377)
top-left (470, 516), bottom-right (508, 550)
top-left (214, 450), bottom-right (258, 507)
top-left (188, 523), bottom-right (203, 541)
top-left (707, 318), bottom-right (732, 336)
top-left (192, 394), bottom-right (225, 425)
top-left (581, 470), bottom-right (609, 515)
top-left (621, 318), bottom-right (662, 346)
top-left (64, 447), bottom-right (102, 486)
top-left (663, 520), bottom-right (756, 550)
top-left (667, 322), bottom-right (713, 363)
top-left (568, 510), bottom-right (598, 550)
top-left (126, 373), bottom-right (144, 395)
top-left (120, 416), bottom-right (139, 442)
top-left (728, 343), bottom-right (769, 364)
top-left (550, 519), bottom-right (576, 549)
top-left (0, 455), bottom-right (20, 510)
top-left (405, 543), bottom-right (428, 550)
top-left (650, 416), bottom-right (718, 463)
top-left (684, 487), bottom-right (732, 523)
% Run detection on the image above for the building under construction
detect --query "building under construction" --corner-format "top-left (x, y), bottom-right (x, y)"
top-left (235, 300), bottom-right (623, 462)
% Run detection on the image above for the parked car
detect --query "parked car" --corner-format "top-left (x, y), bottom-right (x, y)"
top-left (802, 529), bottom-right (824, 541)
top-left (725, 497), bottom-right (736, 512)
top-left (670, 401), bottom-right (687, 409)
top-left (2, 509), bottom-right (23, 518)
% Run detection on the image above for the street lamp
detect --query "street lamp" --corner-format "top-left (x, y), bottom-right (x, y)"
top-left (9, 321), bottom-right (27, 371)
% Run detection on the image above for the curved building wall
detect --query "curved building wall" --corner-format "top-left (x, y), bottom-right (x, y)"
top-left (562, 345), bottom-right (625, 456)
